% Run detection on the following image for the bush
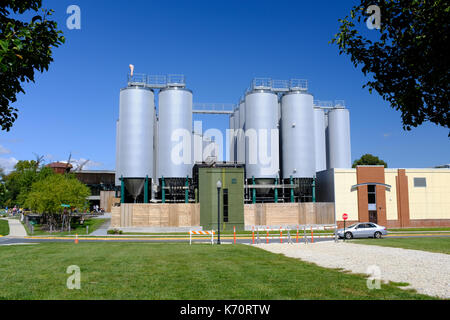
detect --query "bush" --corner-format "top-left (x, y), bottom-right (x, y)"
top-left (107, 229), bottom-right (123, 235)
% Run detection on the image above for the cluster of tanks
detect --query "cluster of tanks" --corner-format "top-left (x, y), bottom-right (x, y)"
top-left (115, 74), bottom-right (351, 203)
top-left (229, 78), bottom-right (351, 202)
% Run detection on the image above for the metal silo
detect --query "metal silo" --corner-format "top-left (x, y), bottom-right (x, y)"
top-left (245, 89), bottom-right (280, 186)
top-left (115, 120), bottom-right (121, 186)
top-left (229, 113), bottom-right (235, 162)
top-left (327, 106), bottom-right (351, 168)
top-left (314, 107), bottom-right (327, 172)
top-left (281, 91), bottom-right (315, 179)
top-left (237, 100), bottom-right (246, 164)
top-left (157, 87), bottom-right (193, 179)
top-left (118, 87), bottom-right (155, 202)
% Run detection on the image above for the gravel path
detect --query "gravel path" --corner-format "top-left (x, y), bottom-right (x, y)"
top-left (253, 241), bottom-right (450, 299)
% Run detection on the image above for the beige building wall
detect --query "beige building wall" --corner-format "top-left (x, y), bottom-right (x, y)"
top-left (334, 169), bottom-right (358, 222)
top-left (384, 169), bottom-right (398, 221)
top-left (406, 169), bottom-right (450, 220)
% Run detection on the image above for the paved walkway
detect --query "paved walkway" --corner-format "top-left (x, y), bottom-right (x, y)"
top-left (1, 218), bottom-right (27, 237)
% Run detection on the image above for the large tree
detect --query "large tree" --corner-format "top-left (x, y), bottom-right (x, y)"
top-left (332, 0), bottom-right (449, 133)
top-left (353, 154), bottom-right (388, 168)
top-left (25, 174), bottom-right (90, 231)
top-left (0, 0), bottom-right (65, 131)
top-left (0, 160), bottom-right (53, 207)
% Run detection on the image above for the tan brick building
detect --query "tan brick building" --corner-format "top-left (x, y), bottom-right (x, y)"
top-left (317, 166), bottom-right (450, 228)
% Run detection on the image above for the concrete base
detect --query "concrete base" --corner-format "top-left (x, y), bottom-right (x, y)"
top-left (110, 226), bottom-right (203, 233)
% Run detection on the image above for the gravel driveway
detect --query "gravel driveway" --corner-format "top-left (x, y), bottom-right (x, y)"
top-left (253, 241), bottom-right (450, 299)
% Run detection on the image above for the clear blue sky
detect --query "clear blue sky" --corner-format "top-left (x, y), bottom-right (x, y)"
top-left (0, 0), bottom-right (448, 172)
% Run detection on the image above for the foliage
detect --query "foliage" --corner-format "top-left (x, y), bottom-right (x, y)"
top-left (24, 174), bottom-right (90, 215)
top-left (0, 0), bottom-right (65, 131)
top-left (0, 160), bottom-right (53, 207)
top-left (352, 154), bottom-right (388, 168)
top-left (107, 228), bottom-right (123, 235)
top-left (332, 0), bottom-right (449, 133)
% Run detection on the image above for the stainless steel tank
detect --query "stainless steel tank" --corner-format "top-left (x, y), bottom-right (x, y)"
top-left (245, 90), bottom-right (280, 180)
top-left (118, 87), bottom-right (155, 199)
top-left (157, 87), bottom-right (193, 178)
top-left (229, 114), bottom-right (235, 162)
top-left (327, 107), bottom-right (351, 168)
top-left (115, 120), bottom-right (121, 186)
top-left (233, 108), bottom-right (240, 162)
top-left (314, 107), bottom-right (327, 172)
top-left (237, 100), bottom-right (246, 164)
top-left (281, 91), bottom-right (315, 179)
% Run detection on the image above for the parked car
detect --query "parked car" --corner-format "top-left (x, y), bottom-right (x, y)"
top-left (336, 222), bottom-right (387, 239)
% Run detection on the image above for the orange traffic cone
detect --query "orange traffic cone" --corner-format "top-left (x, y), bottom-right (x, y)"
top-left (75, 233), bottom-right (79, 244)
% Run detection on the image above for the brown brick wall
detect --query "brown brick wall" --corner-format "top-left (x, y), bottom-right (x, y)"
top-left (396, 169), bottom-right (411, 227)
top-left (356, 166), bottom-right (387, 225)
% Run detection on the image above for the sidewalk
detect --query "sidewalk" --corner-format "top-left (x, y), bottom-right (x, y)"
top-left (1, 218), bottom-right (27, 237)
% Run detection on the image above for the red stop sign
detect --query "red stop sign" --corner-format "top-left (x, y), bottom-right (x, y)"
top-left (342, 213), bottom-right (348, 221)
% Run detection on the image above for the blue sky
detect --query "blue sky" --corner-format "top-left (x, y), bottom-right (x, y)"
top-left (0, 0), bottom-right (448, 172)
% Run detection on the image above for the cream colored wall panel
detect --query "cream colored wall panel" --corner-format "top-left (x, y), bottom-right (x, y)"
top-left (334, 170), bottom-right (358, 221)
top-left (406, 170), bottom-right (450, 220)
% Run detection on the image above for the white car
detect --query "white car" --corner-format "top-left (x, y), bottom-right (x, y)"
top-left (336, 222), bottom-right (388, 239)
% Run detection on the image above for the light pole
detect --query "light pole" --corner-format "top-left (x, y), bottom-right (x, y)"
top-left (217, 180), bottom-right (222, 245)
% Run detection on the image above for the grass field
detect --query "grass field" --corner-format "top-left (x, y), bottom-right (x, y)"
top-left (0, 219), bottom-right (9, 236)
top-left (353, 237), bottom-right (450, 254)
top-left (388, 227), bottom-right (450, 232)
top-left (23, 219), bottom-right (108, 236)
top-left (0, 243), bottom-right (436, 300)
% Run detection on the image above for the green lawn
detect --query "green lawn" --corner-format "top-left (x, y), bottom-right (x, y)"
top-left (23, 218), bottom-right (108, 236)
top-left (388, 227), bottom-right (450, 232)
top-left (353, 237), bottom-right (450, 254)
top-left (0, 219), bottom-right (9, 236)
top-left (0, 243), bottom-right (436, 300)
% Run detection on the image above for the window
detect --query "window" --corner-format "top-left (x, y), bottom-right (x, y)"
top-left (223, 189), bottom-right (229, 223)
top-left (367, 185), bottom-right (376, 207)
top-left (414, 177), bottom-right (427, 188)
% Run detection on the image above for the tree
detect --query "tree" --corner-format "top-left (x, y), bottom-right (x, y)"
top-left (353, 154), bottom-right (388, 168)
top-left (332, 0), bottom-right (449, 134)
top-left (0, 0), bottom-right (65, 131)
top-left (0, 159), bottom-right (53, 207)
top-left (24, 174), bottom-right (90, 231)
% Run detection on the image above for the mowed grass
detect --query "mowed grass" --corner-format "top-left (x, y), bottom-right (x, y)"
top-left (353, 237), bottom-right (450, 254)
top-left (0, 220), bottom-right (9, 236)
top-left (0, 243), bottom-right (436, 300)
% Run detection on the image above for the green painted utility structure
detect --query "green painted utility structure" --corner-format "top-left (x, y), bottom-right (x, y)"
top-left (195, 165), bottom-right (245, 231)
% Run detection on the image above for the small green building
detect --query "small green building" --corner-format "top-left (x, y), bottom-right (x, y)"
top-left (196, 165), bottom-right (245, 231)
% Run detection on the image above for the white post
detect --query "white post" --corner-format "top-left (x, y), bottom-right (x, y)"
top-left (189, 231), bottom-right (192, 245)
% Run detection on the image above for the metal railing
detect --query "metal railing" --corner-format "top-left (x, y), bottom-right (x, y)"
top-left (334, 100), bottom-right (346, 107)
top-left (289, 79), bottom-right (308, 91)
top-left (127, 73), bottom-right (186, 89)
top-left (193, 103), bottom-right (235, 114)
top-left (314, 100), bottom-right (334, 108)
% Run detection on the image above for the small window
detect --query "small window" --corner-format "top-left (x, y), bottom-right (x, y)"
top-left (223, 189), bottom-right (229, 223)
top-left (368, 185), bottom-right (376, 193)
top-left (414, 178), bottom-right (427, 188)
